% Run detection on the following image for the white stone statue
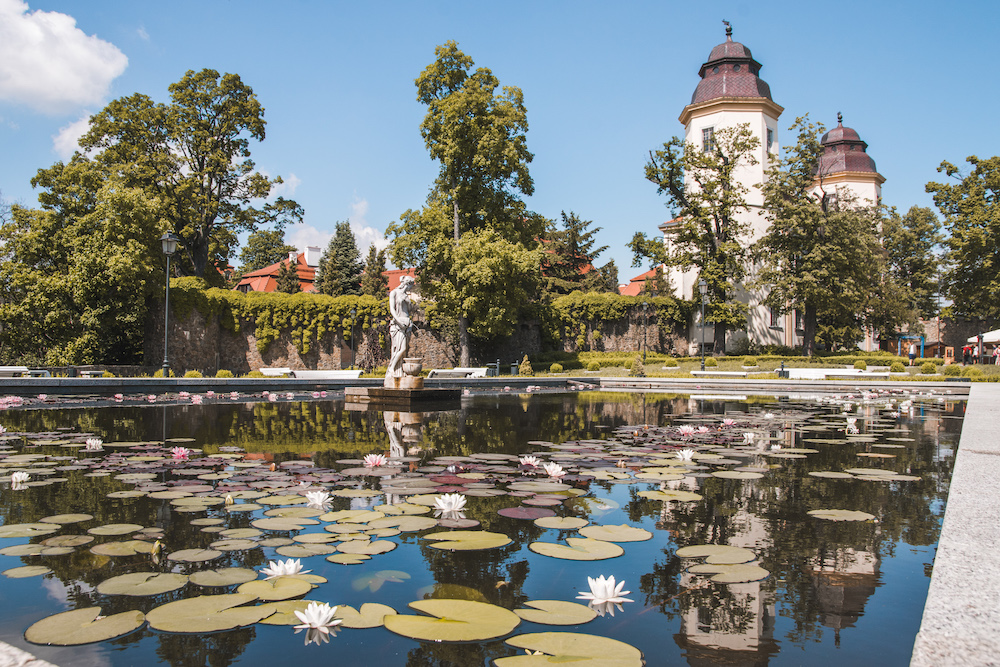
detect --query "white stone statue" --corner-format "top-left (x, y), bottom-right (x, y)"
top-left (385, 275), bottom-right (422, 388)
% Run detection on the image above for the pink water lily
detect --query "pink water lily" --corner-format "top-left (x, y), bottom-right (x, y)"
top-left (171, 446), bottom-right (190, 460)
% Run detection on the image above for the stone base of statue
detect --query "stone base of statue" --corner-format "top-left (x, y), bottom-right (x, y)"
top-left (348, 358), bottom-right (459, 408)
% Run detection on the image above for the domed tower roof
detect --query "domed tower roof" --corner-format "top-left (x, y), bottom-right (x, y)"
top-left (817, 113), bottom-right (878, 175)
top-left (691, 22), bottom-right (773, 105)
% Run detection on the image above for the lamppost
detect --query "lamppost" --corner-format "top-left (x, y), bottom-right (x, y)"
top-left (698, 279), bottom-right (708, 371)
top-left (349, 306), bottom-right (357, 370)
top-left (641, 301), bottom-right (649, 363)
top-left (160, 232), bottom-right (181, 377)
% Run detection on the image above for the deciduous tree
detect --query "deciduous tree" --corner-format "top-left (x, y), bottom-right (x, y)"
top-left (882, 206), bottom-right (942, 319)
top-left (238, 229), bottom-right (297, 273)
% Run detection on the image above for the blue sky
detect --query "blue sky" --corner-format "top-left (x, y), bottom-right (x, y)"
top-left (1, 0), bottom-right (997, 282)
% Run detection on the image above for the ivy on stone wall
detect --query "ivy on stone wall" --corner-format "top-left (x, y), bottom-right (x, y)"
top-left (167, 278), bottom-right (388, 355)
top-left (544, 291), bottom-right (690, 349)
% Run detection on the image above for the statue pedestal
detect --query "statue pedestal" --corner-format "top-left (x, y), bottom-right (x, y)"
top-left (345, 386), bottom-right (459, 409)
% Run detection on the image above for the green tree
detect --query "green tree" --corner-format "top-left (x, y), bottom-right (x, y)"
top-left (630, 123), bottom-right (759, 352)
top-left (360, 244), bottom-right (389, 297)
top-left (238, 229), bottom-right (297, 273)
top-left (388, 41), bottom-right (540, 365)
top-left (79, 68), bottom-right (303, 281)
top-left (882, 206), bottom-right (942, 319)
top-left (926, 155), bottom-right (1000, 319)
top-left (642, 265), bottom-right (669, 297)
top-left (0, 163), bottom-right (164, 363)
top-left (582, 258), bottom-right (620, 293)
top-left (755, 117), bottom-right (908, 354)
top-left (275, 258), bottom-right (301, 294)
top-left (315, 221), bottom-right (362, 296)
top-left (542, 211), bottom-right (608, 294)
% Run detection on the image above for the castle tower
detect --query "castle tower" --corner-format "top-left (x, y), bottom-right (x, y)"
top-left (810, 113), bottom-right (885, 207)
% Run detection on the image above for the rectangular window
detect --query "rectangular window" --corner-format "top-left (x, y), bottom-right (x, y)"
top-left (766, 128), bottom-right (774, 153)
top-left (702, 127), bottom-right (715, 153)
top-left (795, 310), bottom-right (804, 332)
top-left (770, 307), bottom-right (781, 328)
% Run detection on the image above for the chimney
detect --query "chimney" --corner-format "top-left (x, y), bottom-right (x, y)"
top-left (305, 246), bottom-right (321, 267)
top-left (288, 251), bottom-right (297, 264)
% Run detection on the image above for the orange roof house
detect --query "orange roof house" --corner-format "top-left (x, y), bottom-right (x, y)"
top-left (619, 266), bottom-right (667, 297)
top-left (235, 248), bottom-right (320, 294)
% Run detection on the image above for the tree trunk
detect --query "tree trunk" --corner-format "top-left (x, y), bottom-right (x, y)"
top-left (802, 303), bottom-right (818, 356)
top-left (459, 315), bottom-right (471, 366)
top-left (714, 323), bottom-right (727, 355)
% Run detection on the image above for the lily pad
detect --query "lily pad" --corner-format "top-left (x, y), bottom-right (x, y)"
top-left (712, 470), bottom-right (764, 480)
top-left (39, 513), bottom-right (94, 524)
top-left (384, 599), bottom-right (520, 642)
top-left (809, 471), bottom-right (855, 479)
top-left (578, 524), bottom-right (652, 543)
top-left (498, 507), bottom-right (556, 520)
top-left (534, 516), bottom-right (588, 530)
top-left (529, 538), bottom-right (624, 561)
top-left (335, 603), bottom-right (397, 628)
top-left (688, 562), bottom-right (770, 583)
top-left (423, 530), bottom-right (512, 551)
top-left (326, 553), bottom-right (371, 565)
top-left (514, 600), bottom-right (598, 625)
top-left (40, 534), bottom-right (94, 547)
top-left (807, 509), bottom-right (877, 522)
top-left (0, 523), bottom-right (58, 538)
top-left (498, 631), bottom-right (644, 666)
top-left (208, 538), bottom-right (259, 552)
top-left (275, 543), bottom-right (338, 558)
top-left (97, 572), bottom-right (189, 596)
top-left (167, 548), bottom-right (223, 562)
top-left (88, 523), bottom-right (144, 536)
top-left (675, 544), bottom-right (756, 564)
top-left (189, 568), bottom-right (258, 587)
top-left (636, 489), bottom-right (703, 502)
top-left (90, 540), bottom-right (153, 557)
top-left (4, 565), bottom-right (52, 578)
top-left (237, 577), bottom-right (312, 601)
top-left (25, 607), bottom-right (145, 646)
top-left (256, 599), bottom-right (314, 625)
top-left (146, 594), bottom-right (269, 633)
top-left (338, 540), bottom-right (396, 555)
top-left (365, 516), bottom-right (438, 532)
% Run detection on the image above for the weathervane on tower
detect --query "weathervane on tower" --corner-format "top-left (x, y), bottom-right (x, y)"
top-left (723, 20), bottom-right (732, 38)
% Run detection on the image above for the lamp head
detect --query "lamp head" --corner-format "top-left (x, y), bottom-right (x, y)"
top-left (160, 232), bottom-right (181, 256)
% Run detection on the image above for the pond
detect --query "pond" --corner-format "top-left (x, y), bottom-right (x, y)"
top-left (0, 388), bottom-right (962, 666)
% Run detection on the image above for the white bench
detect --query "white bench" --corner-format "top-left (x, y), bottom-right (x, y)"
top-left (787, 368), bottom-right (890, 380)
top-left (259, 367), bottom-right (293, 377)
top-left (79, 370), bottom-right (104, 378)
top-left (290, 370), bottom-right (363, 379)
top-left (0, 366), bottom-right (29, 377)
top-left (427, 367), bottom-right (489, 378)
top-left (690, 370), bottom-right (749, 378)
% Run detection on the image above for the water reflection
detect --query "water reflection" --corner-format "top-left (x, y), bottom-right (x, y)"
top-left (0, 391), bottom-right (963, 666)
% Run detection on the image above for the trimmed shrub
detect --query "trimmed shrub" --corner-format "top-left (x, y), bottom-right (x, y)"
top-left (216, 369), bottom-right (234, 378)
top-left (742, 356), bottom-right (758, 367)
top-left (152, 369), bottom-right (176, 378)
top-left (549, 363), bottom-right (564, 373)
top-left (519, 355), bottom-right (534, 377)
top-left (854, 360), bottom-right (867, 370)
top-left (629, 356), bottom-right (645, 377)
top-left (963, 366), bottom-right (984, 378)
top-left (245, 370), bottom-right (266, 378)
top-left (890, 361), bottom-right (905, 373)
top-left (587, 361), bottom-right (600, 372)
top-left (184, 370), bottom-right (204, 378)
top-left (943, 364), bottom-right (962, 376)
top-left (704, 357), bottom-right (718, 367)
top-left (663, 357), bottom-right (679, 368)
top-left (102, 371), bottom-right (115, 378)
top-left (920, 361), bottom-right (936, 375)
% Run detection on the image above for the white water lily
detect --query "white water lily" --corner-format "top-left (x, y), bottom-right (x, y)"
top-left (762, 412), bottom-right (774, 419)
top-left (518, 455), bottom-right (540, 467)
top-left (697, 426), bottom-right (710, 434)
top-left (433, 493), bottom-right (467, 513)
top-left (260, 558), bottom-right (311, 579)
top-left (675, 449), bottom-right (695, 462)
top-left (677, 425), bottom-right (695, 436)
top-left (84, 438), bottom-right (104, 451)
top-left (305, 490), bottom-right (331, 508)
top-left (10, 471), bottom-right (29, 490)
top-left (363, 453), bottom-right (387, 468)
top-left (576, 575), bottom-right (633, 617)
top-left (722, 418), bottom-right (736, 427)
top-left (293, 601), bottom-right (342, 645)
top-left (742, 432), bottom-right (756, 444)
top-left (770, 443), bottom-right (782, 451)
top-left (542, 462), bottom-right (566, 478)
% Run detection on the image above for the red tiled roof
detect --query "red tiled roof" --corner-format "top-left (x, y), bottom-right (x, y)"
top-left (385, 268), bottom-right (416, 292)
top-left (691, 32), bottom-right (772, 105)
top-left (235, 253), bottom-right (316, 293)
top-left (817, 116), bottom-right (878, 176)
top-left (619, 266), bottom-right (662, 297)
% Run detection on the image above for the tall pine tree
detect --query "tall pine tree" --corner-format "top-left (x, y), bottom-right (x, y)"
top-left (361, 244), bottom-right (389, 297)
top-left (275, 257), bottom-right (301, 294)
top-left (315, 221), bottom-right (363, 296)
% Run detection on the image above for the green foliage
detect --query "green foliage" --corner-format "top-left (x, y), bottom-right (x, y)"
top-left (216, 369), bottom-right (234, 378)
top-left (245, 370), bottom-right (266, 378)
top-left (519, 355), bottom-right (534, 377)
top-left (883, 206), bottom-right (942, 318)
top-left (943, 364), bottom-right (961, 376)
top-left (275, 258), bottom-right (301, 294)
top-left (704, 357), bottom-right (718, 367)
top-left (755, 116), bottom-right (911, 355)
top-left (542, 211), bottom-right (609, 295)
top-left (918, 361), bottom-right (936, 374)
top-left (238, 229), bottom-right (296, 273)
top-left (79, 68), bottom-right (303, 279)
top-left (549, 363), bottom-right (564, 373)
top-left (963, 365), bottom-right (984, 377)
top-left (663, 357), bottom-right (679, 368)
top-left (183, 370), bottom-right (203, 378)
top-left (361, 244), bottom-right (389, 297)
top-left (587, 361), bottom-right (600, 372)
top-left (742, 356), bottom-right (758, 367)
top-left (315, 221), bottom-right (363, 296)
top-left (0, 170), bottom-right (163, 364)
top-left (854, 360), bottom-right (868, 370)
top-left (102, 371), bottom-right (115, 378)
top-left (891, 361), bottom-right (906, 373)
top-left (153, 368), bottom-right (176, 378)
top-left (633, 123), bottom-right (760, 350)
top-left (629, 356), bottom-right (645, 376)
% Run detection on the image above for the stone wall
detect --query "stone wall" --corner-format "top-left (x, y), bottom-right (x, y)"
top-left (145, 303), bottom-right (689, 374)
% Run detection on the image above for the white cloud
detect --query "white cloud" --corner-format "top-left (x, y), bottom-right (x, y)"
top-left (349, 195), bottom-right (388, 253)
top-left (52, 112), bottom-right (91, 159)
top-left (287, 224), bottom-right (331, 253)
top-left (0, 0), bottom-right (128, 114)
top-left (136, 25), bottom-right (149, 41)
top-left (270, 172), bottom-right (301, 198)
